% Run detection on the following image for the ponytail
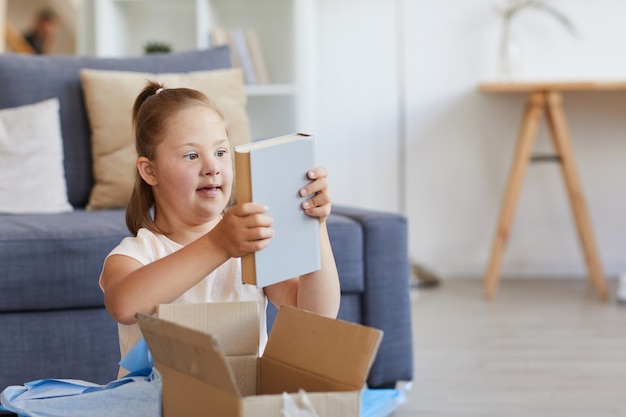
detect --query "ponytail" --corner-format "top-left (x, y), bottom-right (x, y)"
top-left (126, 81), bottom-right (164, 235)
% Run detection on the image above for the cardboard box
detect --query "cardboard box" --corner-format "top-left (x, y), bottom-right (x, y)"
top-left (136, 302), bottom-right (383, 417)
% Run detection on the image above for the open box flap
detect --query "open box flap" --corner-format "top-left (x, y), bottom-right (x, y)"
top-left (136, 313), bottom-right (241, 398)
top-left (157, 301), bottom-right (260, 356)
top-left (263, 306), bottom-right (383, 390)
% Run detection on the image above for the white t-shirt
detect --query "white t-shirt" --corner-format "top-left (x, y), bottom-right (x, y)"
top-left (100, 228), bottom-right (267, 374)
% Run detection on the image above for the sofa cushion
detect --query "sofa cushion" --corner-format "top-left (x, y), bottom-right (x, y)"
top-left (0, 47), bottom-right (232, 208)
top-left (326, 212), bottom-right (365, 293)
top-left (80, 68), bottom-right (250, 210)
top-left (0, 309), bottom-right (120, 388)
top-left (0, 211), bottom-right (363, 313)
top-left (0, 209), bottom-right (130, 313)
top-left (0, 98), bottom-right (72, 214)
top-left (331, 206), bottom-right (413, 387)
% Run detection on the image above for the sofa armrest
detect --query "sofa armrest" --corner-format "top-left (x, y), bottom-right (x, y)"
top-left (332, 205), bottom-right (414, 388)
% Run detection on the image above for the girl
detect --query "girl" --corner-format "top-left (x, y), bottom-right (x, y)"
top-left (99, 81), bottom-right (340, 375)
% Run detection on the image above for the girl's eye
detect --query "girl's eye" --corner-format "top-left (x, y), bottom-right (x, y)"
top-left (184, 152), bottom-right (199, 161)
top-left (215, 148), bottom-right (228, 158)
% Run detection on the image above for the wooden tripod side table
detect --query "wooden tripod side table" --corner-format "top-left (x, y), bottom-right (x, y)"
top-left (478, 80), bottom-right (626, 300)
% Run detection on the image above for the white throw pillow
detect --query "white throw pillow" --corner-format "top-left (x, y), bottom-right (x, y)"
top-left (0, 98), bottom-right (72, 214)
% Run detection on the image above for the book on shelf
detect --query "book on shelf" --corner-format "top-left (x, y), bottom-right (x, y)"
top-left (210, 26), bottom-right (240, 69)
top-left (230, 28), bottom-right (257, 85)
top-left (234, 133), bottom-right (321, 288)
top-left (210, 26), bottom-right (270, 85)
top-left (245, 28), bottom-right (270, 85)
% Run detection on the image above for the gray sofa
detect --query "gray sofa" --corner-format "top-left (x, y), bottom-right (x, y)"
top-left (0, 48), bottom-right (413, 395)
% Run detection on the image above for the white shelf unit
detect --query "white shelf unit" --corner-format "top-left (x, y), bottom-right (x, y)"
top-left (91, 0), bottom-right (317, 141)
top-left (93, 0), bottom-right (210, 57)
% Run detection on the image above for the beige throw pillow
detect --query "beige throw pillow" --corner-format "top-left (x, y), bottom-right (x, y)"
top-left (80, 68), bottom-right (251, 210)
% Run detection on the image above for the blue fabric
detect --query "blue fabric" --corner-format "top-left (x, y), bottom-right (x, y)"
top-left (361, 384), bottom-right (410, 417)
top-left (119, 339), bottom-right (153, 377)
top-left (0, 341), bottom-right (158, 417)
top-left (0, 47), bottom-right (231, 207)
top-left (0, 372), bottom-right (160, 417)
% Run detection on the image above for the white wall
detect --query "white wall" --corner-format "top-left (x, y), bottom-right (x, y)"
top-left (314, 0), bottom-right (401, 215)
top-left (399, 0), bottom-right (626, 279)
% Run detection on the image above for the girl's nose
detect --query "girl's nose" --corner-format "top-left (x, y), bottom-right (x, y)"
top-left (202, 156), bottom-right (220, 176)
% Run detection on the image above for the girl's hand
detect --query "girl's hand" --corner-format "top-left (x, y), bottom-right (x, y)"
top-left (211, 202), bottom-right (274, 258)
top-left (300, 167), bottom-right (332, 222)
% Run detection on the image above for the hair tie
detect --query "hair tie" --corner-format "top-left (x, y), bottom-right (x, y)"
top-left (155, 88), bottom-right (164, 95)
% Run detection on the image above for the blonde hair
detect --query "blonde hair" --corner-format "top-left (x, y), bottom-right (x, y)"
top-left (126, 81), bottom-right (226, 235)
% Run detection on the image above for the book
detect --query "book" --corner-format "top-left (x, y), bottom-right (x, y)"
top-left (230, 28), bottom-right (257, 84)
top-left (209, 26), bottom-right (241, 70)
top-left (210, 26), bottom-right (269, 85)
top-left (234, 133), bottom-right (321, 287)
top-left (245, 28), bottom-right (270, 84)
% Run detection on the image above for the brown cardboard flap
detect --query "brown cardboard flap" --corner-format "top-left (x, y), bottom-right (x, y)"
top-left (259, 355), bottom-right (355, 395)
top-left (263, 306), bottom-right (383, 390)
top-left (158, 364), bottom-right (240, 417)
top-left (136, 313), bottom-right (241, 397)
top-left (226, 356), bottom-right (258, 397)
top-left (157, 301), bottom-right (260, 356)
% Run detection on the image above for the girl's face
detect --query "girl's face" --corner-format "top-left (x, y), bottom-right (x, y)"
top-left (147, 105), bottom-right (232, 229)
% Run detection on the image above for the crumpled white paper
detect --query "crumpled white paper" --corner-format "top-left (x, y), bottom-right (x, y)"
top-left (282, 389), bottom-right (319, 417)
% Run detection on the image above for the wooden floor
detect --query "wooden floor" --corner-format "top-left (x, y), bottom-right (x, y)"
top-left (393, 279), bottom-right (626, 417)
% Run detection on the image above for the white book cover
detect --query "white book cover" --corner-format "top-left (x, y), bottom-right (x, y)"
top-left (234, 133), bottom-right (321, 287)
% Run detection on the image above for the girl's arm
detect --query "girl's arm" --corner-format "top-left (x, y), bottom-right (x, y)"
top-left (101, 203), bottom-right (273, 324)
top-left (265, 168), bottom-right (340, 318)
top-left (296, 221), bottom-right (340, 317)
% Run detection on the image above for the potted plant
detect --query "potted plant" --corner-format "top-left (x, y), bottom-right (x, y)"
top-left (143, 41), bottom-right (172, 54)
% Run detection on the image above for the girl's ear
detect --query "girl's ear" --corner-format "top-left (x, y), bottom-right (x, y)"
top-left (137, 157), bottom-right (158, 186)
